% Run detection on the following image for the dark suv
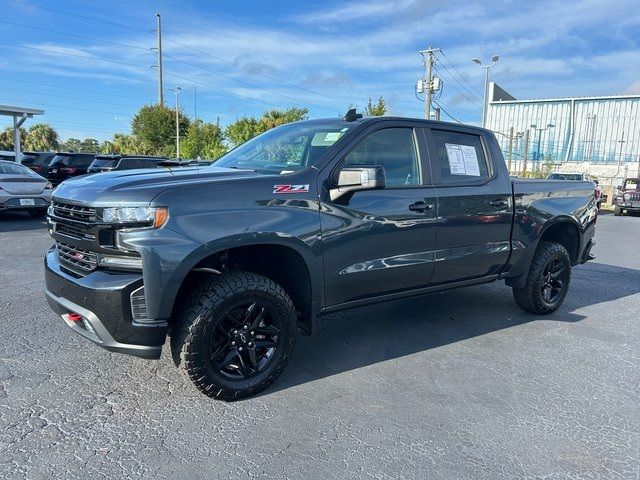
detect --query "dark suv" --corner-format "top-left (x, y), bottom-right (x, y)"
top-left (20, 151), bottom-right (56, 175)
top-left (614, 178), bottom-right (640, 215)
top-left (87, 155), bottom-right (170, 173)
top-left (46, 153), bottom-right (97, 186)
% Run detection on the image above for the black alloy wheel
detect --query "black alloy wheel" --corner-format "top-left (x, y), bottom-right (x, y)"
top-left (539, 257), bottom-right (568, 307)
top-left (209, 301), bottom-right (281, 380)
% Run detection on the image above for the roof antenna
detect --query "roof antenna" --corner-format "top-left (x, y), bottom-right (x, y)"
top-left (343, 108), bottom-right (363, 122)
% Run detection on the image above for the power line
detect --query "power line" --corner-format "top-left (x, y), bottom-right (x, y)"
top-left (7, 0), bottom-right (359, 109)
top-left (440, 50), bottom-right (483, 97)
top-left (432, 100), bottom-right (463, 123)
top-left (0, 19), bottom-right (152, 52)
top-left (434, 64), bottom-right (483, 107)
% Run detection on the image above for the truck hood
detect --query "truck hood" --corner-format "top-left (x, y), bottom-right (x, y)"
top-left (52, 166), bottom-right (263, 206)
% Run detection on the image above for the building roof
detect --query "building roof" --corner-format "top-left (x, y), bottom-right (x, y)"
top-left (0, 105), bottom-right (45, 117)
top-left (489, 83), bottom-right (640, 105)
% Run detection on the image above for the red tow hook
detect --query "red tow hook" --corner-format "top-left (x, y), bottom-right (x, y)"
top-left (68, 313), bottom-right (82, 322)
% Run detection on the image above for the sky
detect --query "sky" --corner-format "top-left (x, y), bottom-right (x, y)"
top-left (0, 0), bottom-right (639, 142)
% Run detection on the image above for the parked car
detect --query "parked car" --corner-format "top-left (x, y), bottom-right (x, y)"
top-left (546, 172), bottom-right (601, 208)
top-left (46, 152), bottom-right (97, 186)
top-left (20, 151), bottom-right (56, 175)
top-left (87, 155), bottom-right (170, 173)
top-left (44, 114), bottom-right (597, 400)
top-left (0, 160), bottom-right (52, 216)
top-left (613, 177), bottom-right (640, 215)
top-left (0, 150), bottom-right (15, 161)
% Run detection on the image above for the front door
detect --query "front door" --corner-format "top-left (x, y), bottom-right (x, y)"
top-left (319, 125), bottom-right (438, 307)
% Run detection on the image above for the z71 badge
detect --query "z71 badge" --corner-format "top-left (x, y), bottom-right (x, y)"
top-left (273, 184), bottom-right (310, 194)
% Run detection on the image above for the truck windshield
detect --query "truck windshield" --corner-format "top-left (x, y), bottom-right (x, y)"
top-left (624, 179), bottom-right (639, 190)
top-left (213, 122), bottom-right (351, 173)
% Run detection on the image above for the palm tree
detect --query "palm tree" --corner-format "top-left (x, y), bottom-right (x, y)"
top-left (25, 123), bottom-right (59, 151)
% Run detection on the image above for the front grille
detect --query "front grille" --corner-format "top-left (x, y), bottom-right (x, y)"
top-left (628, 193), bottom-right (640, 202)
top-left (55, 241), bottom-right (98, 272)
top-left (51, 201), bottom-right (96, 222)
top-left (56, 222), bottom-right (96, 241)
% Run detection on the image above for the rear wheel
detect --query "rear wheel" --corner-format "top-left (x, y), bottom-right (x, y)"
top-left (513, 241), bottom-right (571, 314)
top-left (171, 271), bottom-right (297, 400)
top-left (613, 205), bottom-right (622, 216)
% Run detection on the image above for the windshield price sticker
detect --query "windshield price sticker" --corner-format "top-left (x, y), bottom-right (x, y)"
top-left (445, 143), bottom-right (481, 176)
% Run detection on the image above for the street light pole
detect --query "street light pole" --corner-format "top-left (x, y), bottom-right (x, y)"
top-left (530, 123), bottom-right (555, 170)
top-left (472, 55), bottom-right (499, 128)
top-left (171, 86), bottom-right (182, 158)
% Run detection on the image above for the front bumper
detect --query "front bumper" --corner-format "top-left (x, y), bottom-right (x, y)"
top-left (44, 248), bottom-right (166, 359)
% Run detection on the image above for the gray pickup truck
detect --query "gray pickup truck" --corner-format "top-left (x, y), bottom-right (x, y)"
top-left (44, 114), bottom-right (597, 399)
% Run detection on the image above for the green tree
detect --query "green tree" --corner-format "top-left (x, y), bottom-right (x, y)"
top-left (25, 123), bottom-right (59, 151)
top-left (81, 138), bottom-right (100, 153)
top-left (181, 120), bottom-right (227, 160)
top-left (60, 138), bottom-right (83, 152)
top-left (132, 104), bottom-right (190, 156)
top-left (224, 107), bottom-right (309, 147)
top-left (0, 127), bottom-right (27, 150)
top-left (363, 96), bottom-right (387, 116)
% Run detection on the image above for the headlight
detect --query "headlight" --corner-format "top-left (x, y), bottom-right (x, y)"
top-left (101, 206), bottom-right (168, 228)
top-left (623, 193), bottom-right (631, 202)
top-left (97, 254), bottom-right (143, 270)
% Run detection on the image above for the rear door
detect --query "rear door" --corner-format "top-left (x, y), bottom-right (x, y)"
top-left (425, 127), bottom-right (512, 284)
top-left (319, 122), bottom-right (439, 307)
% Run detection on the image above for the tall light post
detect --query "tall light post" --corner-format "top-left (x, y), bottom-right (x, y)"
top-left (170, 86), bottom-right (182, 158)
top-left (531, 123), bottom-right (555, 168)
top-left (472, 55), bottom-right (499, 128)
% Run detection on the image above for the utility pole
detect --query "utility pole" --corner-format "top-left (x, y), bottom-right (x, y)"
top-left (522, 130), bottom-right (530, 174)
top-left (419, 46), bottom-right (440, 120)
top-left (507, 126), bottom-right (514, 174)
top-left (194, 86), bottom-right (197, 121)
top-left (155, 13), bottom-right (164, 106)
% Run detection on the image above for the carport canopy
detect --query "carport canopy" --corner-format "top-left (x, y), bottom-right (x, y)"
top-left (0, 105), bottom-right (45, 163)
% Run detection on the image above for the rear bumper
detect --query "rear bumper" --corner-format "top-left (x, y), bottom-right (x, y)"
top-left (0, 193), bottom-right (50, 210)
top-left (44, 248), bottom-right (166, 359)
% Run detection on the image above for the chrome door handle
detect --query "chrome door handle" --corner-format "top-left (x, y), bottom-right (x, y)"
top-left (409, 201), bottom-right (434, 212)
top-left (489, 200), bottom-right (509, 208)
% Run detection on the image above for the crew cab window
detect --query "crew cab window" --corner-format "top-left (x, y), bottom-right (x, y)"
top-left (430, 130), bottom-right (489, 185)
top-left (344, 128), bottom-right (420, 187)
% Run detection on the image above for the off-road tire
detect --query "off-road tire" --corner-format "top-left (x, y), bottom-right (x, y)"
top-left (513, 241), bottom-right (571, 314)
top-left (613, 205), bottom-right (622, 216)
top-left (171, 271), bottom-right (297, 400)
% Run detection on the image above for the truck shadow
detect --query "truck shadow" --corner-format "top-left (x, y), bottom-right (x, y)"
top-left (260, 261), bottom-right (640, 397)
top-left (0, 211), bottom-right (47, 232)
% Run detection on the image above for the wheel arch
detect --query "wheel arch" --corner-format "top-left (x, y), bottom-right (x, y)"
top-left (167, 235), bottom-right (321, 334)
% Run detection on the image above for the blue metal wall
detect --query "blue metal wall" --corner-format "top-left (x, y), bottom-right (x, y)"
top-left (486, 94), bottom-right (640, 165)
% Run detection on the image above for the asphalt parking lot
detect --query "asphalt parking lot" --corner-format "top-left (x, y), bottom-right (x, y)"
top-left (0, 211), bottom-right (638, 479)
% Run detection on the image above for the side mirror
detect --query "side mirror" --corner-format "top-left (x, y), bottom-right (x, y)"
top-left (330, 166), bottom-right (386, 201)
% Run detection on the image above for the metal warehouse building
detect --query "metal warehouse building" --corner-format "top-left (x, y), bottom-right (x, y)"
top-left (485, 83), bottom-right (640, 182)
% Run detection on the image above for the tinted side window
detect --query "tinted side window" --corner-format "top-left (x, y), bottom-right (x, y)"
top-left (344, 128), bottom-right (420, 187)
top-left (72, 155), bottom-right (96, 167)
top-left (430, 130), bottom-right (489, 185)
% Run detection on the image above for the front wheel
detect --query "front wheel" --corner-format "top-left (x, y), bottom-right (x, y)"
top-left (171, 272), bottom-right (297, 400)
top-left (513, 241), bottom-right (571, 314)
top-left (613, 205), bottom-right (622, 216)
